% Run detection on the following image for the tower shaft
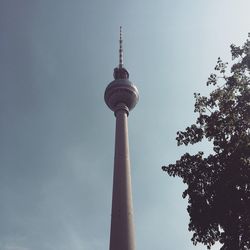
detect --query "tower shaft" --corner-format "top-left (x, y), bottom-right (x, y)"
top-left (109, 107), bottom-right (136, 250)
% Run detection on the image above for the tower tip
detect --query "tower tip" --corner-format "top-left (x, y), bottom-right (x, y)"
top-left (119, 26), bottom-right (123, 68)
top-left (113, 26), bottom-right (129, 80)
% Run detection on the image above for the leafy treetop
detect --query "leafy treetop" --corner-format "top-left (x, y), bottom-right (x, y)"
top-left (162, 35), bottom-right (250, 250)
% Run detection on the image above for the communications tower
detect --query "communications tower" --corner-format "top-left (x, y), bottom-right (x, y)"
top-left (104, 27), bottom-right (139, 250)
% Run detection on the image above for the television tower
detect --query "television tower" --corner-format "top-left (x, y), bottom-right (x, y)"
top-left (104, 27), bottom-right (139, 250)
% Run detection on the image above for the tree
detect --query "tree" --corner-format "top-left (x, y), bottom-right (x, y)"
top-left (162, 35), bottom-right (250, 250)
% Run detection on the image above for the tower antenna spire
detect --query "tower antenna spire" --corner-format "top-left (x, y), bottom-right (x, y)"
top-left (119, 26), bottom-right (123, 68)
top-left (113, 26), bottom-right (129, 79)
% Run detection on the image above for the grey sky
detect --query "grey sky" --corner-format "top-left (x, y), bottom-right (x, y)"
top-left (0, 1), bottom-right (249, 250)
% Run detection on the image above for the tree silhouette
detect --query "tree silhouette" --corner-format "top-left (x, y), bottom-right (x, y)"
top-left (162, 35), bottom-right (250, 250)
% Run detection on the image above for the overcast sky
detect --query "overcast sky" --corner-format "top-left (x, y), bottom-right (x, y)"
top-left (0, 1), bottom-right (249, 250)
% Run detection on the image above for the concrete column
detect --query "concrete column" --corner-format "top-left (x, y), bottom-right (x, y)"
top-left (109, 105), bottom-right (136, 250)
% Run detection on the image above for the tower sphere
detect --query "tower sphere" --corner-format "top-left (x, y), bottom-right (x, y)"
top-left (104, 76), bottom-right (139, 112)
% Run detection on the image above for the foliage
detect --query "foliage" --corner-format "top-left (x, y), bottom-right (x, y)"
top-left (162, 35), bottom-right (250, 250)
